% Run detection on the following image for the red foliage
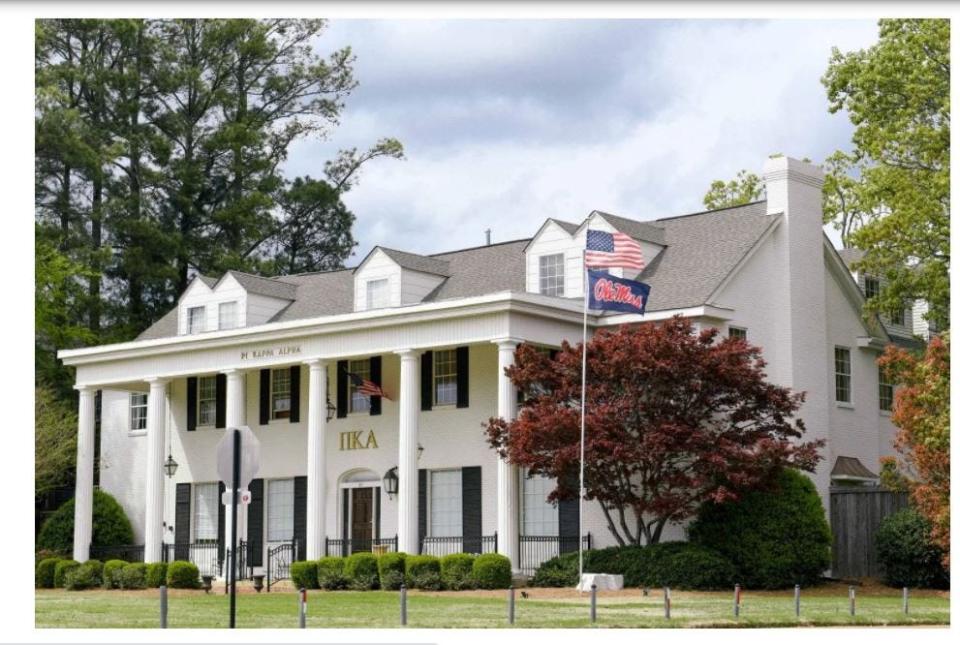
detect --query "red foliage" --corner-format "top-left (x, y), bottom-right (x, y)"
top-left (484, 316), bottom-right (823, 545)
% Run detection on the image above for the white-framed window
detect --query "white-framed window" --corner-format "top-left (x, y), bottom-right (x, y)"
top-left (218, 301), bottom-right (239, 330)
top-left (366, 278), bottom-right (390, 310)
top-left (879, 365), bottom-right (894, 412)
top-left (728, 326), bottom-right (747, 341)
top-left (835, 346), bottom-right (852, 404)
top-left (539, 253), bottom-right (565, 297)
top-left (198, 375), bottom-right (217, 426)
top-left (348, 359), bottom-right (371, 414)
top-left (522, 473), bottom-right (559, 537)
top-left (891, 307), bottom-right (906, 326)
top-left (129, 392), bottom-right (148, 432)
top-left (433, 349), bottom-right (458, 406)
top-left (267, 479), bottom-right (295, 543)
top-left (864, 276), bottom-right (880, 300)
top-left (187, 306), bottom-right (206, 334)
top-left (271, 368), bottom-right (292, 420)
top-left (193, 483), bottom-right (219, 542)
top-left (429, 469), bottom-right (462, 537)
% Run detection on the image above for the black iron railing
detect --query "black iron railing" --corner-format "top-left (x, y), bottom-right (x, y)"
top-left (89, 544), bottom-right (145, 562)
top-left (164, 541), bottom-right (222, 578)
top-left (266, 540), bottom-right (299, 592)
top-left (518, 534), bottom-right (592, 576)
top-left (419, 534), bottom-right (498, 557)
top-left (325, 536), bottom-right (398, 557)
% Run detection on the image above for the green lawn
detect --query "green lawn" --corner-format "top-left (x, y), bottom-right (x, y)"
top-left (36, 585), bottom-right (949, 629)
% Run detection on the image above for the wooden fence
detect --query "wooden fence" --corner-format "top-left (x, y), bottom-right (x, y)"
top-left (830, 487), bottom-right (910, 578)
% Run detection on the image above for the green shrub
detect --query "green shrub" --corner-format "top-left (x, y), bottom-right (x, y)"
top-left (65, 560), bottom-right (103, 590)
top-left (619, 542), bottom-right (734, 590)
top-left (531, 551), bottom-right (578, 587)
top-left (53, 559), bottom-right (80, 588)
top-left (316, 557), bottom-right (347, 590)
top-left (37, 490), bottom-right (135, 555)
top-left (689, 468), bottom-right (831, 589)
top-left (102, 559), bottom-right (126, 589)
top-left (405, 554), bottom-right (442, 590)
top-left (876, 509), bottom-right (949, 589)
top-left (440, 553), bottom-right (476, 590)
top-left (119, 563), bottom-right (147, 590)
top-left (145, 562), bottom-right (168, 588)
top-left (290, 561), bottom-right (319, 590)
top-left (166, 560), bottom-right (200, 589)
top-left (36, 557), bottom-right (62, 589)
top-left (344, 552), bottom-right (380, 590)
top-left (378, 552), bottom-right (407, 590)
top-left (472, 553), bottom-right (512, 589)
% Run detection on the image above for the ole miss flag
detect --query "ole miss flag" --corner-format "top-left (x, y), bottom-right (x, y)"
top-left (585, 229), bottom-right (646, 271)
top-left (588, 270), bottom-right (651, 315)
top-left (347, 372), bottom-right (390, 400)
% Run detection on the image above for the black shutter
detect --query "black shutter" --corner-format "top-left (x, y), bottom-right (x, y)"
top-left (217, 481), bottom-right (226, 562)
top-left (186, 377), bottom-right (198, 431)
top-left (418, 469), bottom-right (428, 552)
top-left (293, 476), bottom-right (307, 560)
top-left (558, 472), bottom-right (580, 554)
top-left (456, 346), bottom-right (469, 408)
top-left (215, 373), bottom-right (227, 429)
top-left (336, 360), bottom-right (348, 419)
top-left (341, 488), bottom-right (350, 544)
top-left (420, 351), bottom-right (433, 411)
top-left (259, 369), bottom-right (270, 425)
top-left (374, 487), bottom-right (381, 539)
top-left (174, 483), bottom-right (191, 560)
top-left (247, 479), bottom-right (264, 567)
top-left (461, 467), bottom-right (482, 553)
top-left (369, 356), bottom-right (382, 416)
top-left (289, 366), bottom-right (301, 423)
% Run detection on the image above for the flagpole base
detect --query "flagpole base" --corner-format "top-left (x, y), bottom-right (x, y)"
top-left (577, 573), bottom-right (624, 591)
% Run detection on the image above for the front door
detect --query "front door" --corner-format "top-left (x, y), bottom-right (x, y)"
top-left (351, 487), bottom-right (374, 553)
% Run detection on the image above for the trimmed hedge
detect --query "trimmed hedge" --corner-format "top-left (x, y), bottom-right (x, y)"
top-left (65, 560), bottom-right (103, 590)
top-left (36, 557), bottom-right (62, 589)
top-left (689, 468), bottom-right (831, 589)
top-left (291, 561), bottom-right (319, 590)
top-left (406, 555), bottom-right (442, 590)
top-left (145, 562), bottom-right (168, 588)
top-left (345, 552), bottom-right (380, 590)
top-left (54, 559), bottom-right (80, 588)
top-left (37, 490), bottom-right (134, 556)
top-left (119, 563), bottom-right (147, 590)
top-left (378, 552), bottom-right (407, 590)
top-left (440, 553), bottom-right (476, 590)
top-left (876, 509), bottom-right (949, 589)
top-left (166, 560), bottom-right (201, 589)
top-left (316, 557), bottom-right (347, 590)
top-left (103, 559), bottom-right (126, 589)
top-left (472, 553), bottom-right (512, 589)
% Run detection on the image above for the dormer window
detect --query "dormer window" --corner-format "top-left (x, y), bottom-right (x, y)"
top-left (539, 254), bottom-right (565, 296)
top-left (187, 306), bottom-right (206, 334)
top-left (864, 276), bottom-right (880, 300)
top-left (366, 278), bottom-right (390, 310)
top-left (218, 301), bottom-right (238, 330)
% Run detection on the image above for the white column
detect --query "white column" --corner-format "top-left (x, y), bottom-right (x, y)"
top-left (222, 369), bottom-right (246, 558)
top-left (143, 378), bottom-right (169, 562)
top-left (72, 386), bottom-right (97, 562)
top-left (396, 349), bottom-right (420, 554)
top-left (495, 339), bottom-right (521, 572)
top-left (305, 359), bottom-right (328, 559)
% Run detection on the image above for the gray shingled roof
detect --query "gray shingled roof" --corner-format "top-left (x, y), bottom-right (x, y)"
top-left (227, 270), bottom-right (298, 300)
top-left (594, 211), bottom-right (667, 246)
top-left (375, 247), bottom-right (451, 276)
top-left (836, 247), bottom-right (864, 269)
top-left (553, 219), bottom-right (579, 235)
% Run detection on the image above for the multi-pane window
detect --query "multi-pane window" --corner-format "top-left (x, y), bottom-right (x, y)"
top-left (267, 479), bottom-right (295, 542)
top-left (187, 306), bottom-right (206, 334)
top-left (129, 392), bottom-right (148, 432)
top-left (348, 359), bottom-right (372, 414)
top-left (891, 308), bottom-right (906, 326)
top-left (429, 470), bottom-right (462, 537)
top-left (366, 278), bottom-right (390, 310)
top-left (728, 326), bottom-right (747, 341)
top-left (522, 473), bottom-right (559, 537)
top-left (197, 376), bottom-right (217, 426)
top-left (271, 368), bottom-right (291, 419)
top-left (193, 483), bottom-right (219, 541)
top-left (879, 366), bottom-right (894, 412)
top-left (539, 254), bottom-right (565, 297)
top-left (864, 276), bottom-right (880, 300)
top-left (433, 349), bottom-right (458, 406)
top-left (218, 301), bottom-right (238, 330)
top-left (834, 347), bottom-right (852, 404)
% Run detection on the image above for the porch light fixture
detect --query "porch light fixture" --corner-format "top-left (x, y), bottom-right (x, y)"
top-left (326, 398), bottom-right (336, 423)
top-left (383, 467), bottom-right (399, 499)
top-left (163, 454), bottom-right (179, 478)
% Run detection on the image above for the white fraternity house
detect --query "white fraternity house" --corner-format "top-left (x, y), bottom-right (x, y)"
top-left (58, 156), bottom-right (920, 578)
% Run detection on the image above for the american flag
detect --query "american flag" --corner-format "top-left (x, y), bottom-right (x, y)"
top-left (584, 230), bottom-right (646, 271)
top-left (346, 372), bottom-right (390, 400)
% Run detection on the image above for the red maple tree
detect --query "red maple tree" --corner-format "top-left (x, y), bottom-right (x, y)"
top-left (485, 316), bottom-right (823, 545)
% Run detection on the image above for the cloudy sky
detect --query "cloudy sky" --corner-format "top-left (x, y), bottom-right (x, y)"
top-left (284, 19), bottom-right (879, 261)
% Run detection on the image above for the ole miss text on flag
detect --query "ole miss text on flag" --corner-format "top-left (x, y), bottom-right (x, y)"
top-left (585, 230), bottom-right (646, 271)
top-left (347, 372), bottom-right (389, 400)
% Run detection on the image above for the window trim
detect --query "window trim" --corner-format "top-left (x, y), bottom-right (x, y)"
top-left (834, 346), bottom-right (853, 406)
top-left (266, 478), bottom-right (295, 543)
top-left (192, 482), bottom-right (219, 543)
top-left (129, 392), bottom-right (148, 434)
top-left (538, 253), bottom-right (566, 297)
top-left (878, 365), bottom-right (894, 413)
top-left (196, 375), bottom-right (218, 428)
top-left (432, 349), bottom-right (458, 407)
top-left (864, 276), bottom-right (880, 301)
top-left (347, 358), bottom-right (372, 415)
top-left (366, 278), bottom-right (390, 310)
top-left (218, 300), bottom-right (239, 331)
top-left (428, 468), bottom-right (463, 538)
top-left (270, 367), bottom-right (292, 420)
top-left (728, 326), bottom-right (747, 341)
top-left (521, 471), bottom-right (559, 537)
top-left (186, 305), bottom-right (206, 335)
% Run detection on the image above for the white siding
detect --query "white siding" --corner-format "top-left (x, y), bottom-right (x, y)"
top-left (400, 269), bottom-right (445, 305)
top-left (354, 250), bottom-right (402, 311)
top-left (177, 274), bottom-right (248, 334)
top-left (246, 293), bottom-right (290, 326)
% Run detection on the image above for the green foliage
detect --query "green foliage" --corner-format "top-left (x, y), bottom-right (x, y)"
top-left (344, 552), bottom-right (380, 590)
top-left (145, 562), bottom-right (168, 588)
top-left (53, 560), bottom-right (80, 588)
top-left (876, 509), bottom-right (949, 589)
top-left (65, 560), bottom-right (103, 590)
top-left (37, 490), bottom-right (135, 555)
top-left (471, 553), bottom-right (512, 589)
top-left (290, 561), bottom-right (319, 590)
top-left (34, 384), bottom-right (79, 496)
top-left (316, 557), bottom-right (347, 590)
top-left (36, 557), bottom-right (62, 589)
top-left (440, 553), bottom-right (476, 591)
top-left (689, 468), bottom-right (831, 589)
top-left (102, 560), bottom-right (126, 589)
top-left (119, 563), bottom-right (147, 590)
top-left (166, 561), bottom-right (200, 589)
top-left (405, 555), bottom-right (442, 590)
top-left (621, 543), bottom-right (735, 590)
top-left (377, 552), bottom-right (407, 591)
top-left (702, 169), bottom-right (765, 210)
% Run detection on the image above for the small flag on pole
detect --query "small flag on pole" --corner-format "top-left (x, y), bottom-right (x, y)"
top-left (585, 230), bottom-right (646, 271)
top-left (346, 372), bottom-right (389, 400)
top-left (588, 269), bottom-right (650, 315)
